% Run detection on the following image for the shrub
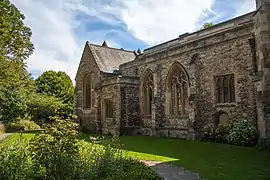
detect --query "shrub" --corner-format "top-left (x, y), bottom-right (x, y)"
top-left (79, 136), bottom-right (162, 180)
top-left (90, 157), bottom-right (162, 180)
top-left (0, 136), bottom-right (41, 180)
top-left (0, 87), bottom-right (27, 124)
top-left (6, 119), bottom-right (40, 132)
top-left (29, 117), bottom-right (82, 180)
top-left (201, 123), bottom-right (216, 142)
top-left (226, 119), bottom-right (259, 147)
top-left (1, 116), bottom-right (162, 180)
top-left (201, 123), bottom-right (229, 143)
top-left (26, 93), bottom-right (73, 125)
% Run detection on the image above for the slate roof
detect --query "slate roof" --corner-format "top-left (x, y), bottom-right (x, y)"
top-left (88, 42), bottom-right (135, 73)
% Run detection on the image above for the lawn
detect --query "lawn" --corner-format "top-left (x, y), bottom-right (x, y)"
top-left (2, 132), bottom-right (270, 180)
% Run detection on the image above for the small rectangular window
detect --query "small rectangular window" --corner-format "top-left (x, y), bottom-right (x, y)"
top-left (215, 74), bottom-right (235, 103)
top-left (104, 99), bottom-right (113, 118)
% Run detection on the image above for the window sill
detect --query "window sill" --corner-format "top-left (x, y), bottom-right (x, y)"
top-left (215, 103), bottom-right (237, 107)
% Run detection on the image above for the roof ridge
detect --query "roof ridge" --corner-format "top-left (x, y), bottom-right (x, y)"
top-left (88, 42), bottom-right (134, 53)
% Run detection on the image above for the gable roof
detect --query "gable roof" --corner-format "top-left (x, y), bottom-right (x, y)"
top-left (88, 42), bottom-right (135, 73)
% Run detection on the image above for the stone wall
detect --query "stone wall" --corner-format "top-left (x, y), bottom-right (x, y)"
top-left (100, 77), bottom-right (121, 135)
top-left (74, 43), bottom-right (101, 133)
top-left (254, 0), bottom-right (270, 138)
top-left (120, 80), bottom-right (141, 135)
top-left (119, 13), bottom-right (257, 136)
top-left (99, 76), bottom-right (140, 135)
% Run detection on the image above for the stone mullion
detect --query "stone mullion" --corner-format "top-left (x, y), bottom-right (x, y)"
top-left (146, 87), bottom-right (150, 115)
top-left (228, 77), bottom-right (231, 103)
top-left (221, 77), bottom-right (225, 103)
top-left (180, 83), bottom-right (184, 115)
top-left (151, 72), bottom-right (158, 136)
top-left (172, 84), bottom-right (177, 115)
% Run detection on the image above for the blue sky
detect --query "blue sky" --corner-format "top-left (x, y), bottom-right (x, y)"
top-left (11, 0), bottom-right (255, 82)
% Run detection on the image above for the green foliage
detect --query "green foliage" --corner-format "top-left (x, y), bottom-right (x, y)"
top-left (227, 119), bottom-right (259, 147)
top-left (202, 119), bottom-right (259, 147)
top-left (202, 22), bottom-right (213, 29)
top-left (6, 120), bottom-right (40, 132)
top-left (29, 117), bottom-right (82, 180)
top-left (0, 117), bottom-right (161, 180)
top-left (0, 136), bottom-right (37, 180)
top-left (0, 56), bottom-right (35, 124)
top-left (26, 93), bottom-right (73, 125)
top-left (114, 158), bottom-right (162, 180)
top-left (201, 123), bottom-right (229, 143)
top-left (35, 70), bottom-right (74, 105)
top-left (78, 135), bottom-right (162, 180)
top-left (0, 87), bottom-right (27, 123)
top-left (0, 0), bottom-right (34, 61)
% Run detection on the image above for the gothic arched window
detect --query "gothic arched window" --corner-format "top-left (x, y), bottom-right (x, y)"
top-left (166, 63), bottom-right (189, 116)
top-left (215, 74), bottom-right (235, 103)
top-left (83, 74), bottom-right (91, 109)
top-left (141, 71), bottom-right (154, 116)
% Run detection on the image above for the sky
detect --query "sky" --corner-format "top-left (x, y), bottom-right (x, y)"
top-left (10, 0), bottom-right (256, 82)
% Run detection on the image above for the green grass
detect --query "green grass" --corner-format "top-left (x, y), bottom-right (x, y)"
top-left (2, 133), bottom-right (270, 180)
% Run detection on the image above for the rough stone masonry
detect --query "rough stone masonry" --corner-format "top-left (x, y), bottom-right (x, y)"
top-left (74, 0), bottom-right (270, 140)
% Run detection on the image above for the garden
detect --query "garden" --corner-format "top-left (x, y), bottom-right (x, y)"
top-left (2, 124), bottom-right (270, 180)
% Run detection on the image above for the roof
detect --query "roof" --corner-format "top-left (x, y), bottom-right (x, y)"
top-left (88, 42), bottom-right (135, 73)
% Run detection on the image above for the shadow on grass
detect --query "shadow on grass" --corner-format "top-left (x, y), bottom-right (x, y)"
top-left (80, 134), bottom-right (270, 180)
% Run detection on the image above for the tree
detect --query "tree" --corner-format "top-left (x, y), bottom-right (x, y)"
top-left (0, 56), bottom-right (35, 123)
top-left (0, 0), bottom-right (35, 123)
top-left (202, 22), bottom-right (213, 29)
top-left (35, 71), bottom-right (74, 105)
top-left (0, 0), bottom-right (34, 61)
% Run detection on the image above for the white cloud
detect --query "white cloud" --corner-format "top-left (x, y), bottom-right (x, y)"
top-left (9, 0), bottom-right (256, 83)
top-left (111, 0), bottom-right (215, 45)
top-left (10, 0), bottom-right (83, 82)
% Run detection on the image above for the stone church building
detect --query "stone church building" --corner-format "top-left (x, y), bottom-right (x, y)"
top-left (75, 0), bottom-right (270, 139)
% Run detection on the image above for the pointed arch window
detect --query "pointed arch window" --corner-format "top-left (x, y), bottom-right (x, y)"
top-left (215, 74), bottom-right (235, 103)
top-left (167, 64), bottom-right (189, 116)
top-left (142, 71), bottom-right (154, 116)
top-left (83, 74), bottom-right (91, 109)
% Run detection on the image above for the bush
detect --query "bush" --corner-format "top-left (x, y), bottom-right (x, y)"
top-left (0, 137), bottom-right (40, 180)
top-left (201, 123), bottom-right (229, 143)
top-left (0, 87), bottom-right (28, 124)
top-left (89, 157), bottom-right (162, 180)
top-left (29, 116), bottom-right (82, 180)
top-left (202, 119), bottom-right (259, 147)
top-left (226, 119), bottom-right (259, 147)
top-left (26, 93), bottom-right (73, 125)
top-left (0, 117), bottom-right (162, 180)
top-left (6, 119), bottom-right (40, 132)
top-left (79, 136), bottom-right (162, 180)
